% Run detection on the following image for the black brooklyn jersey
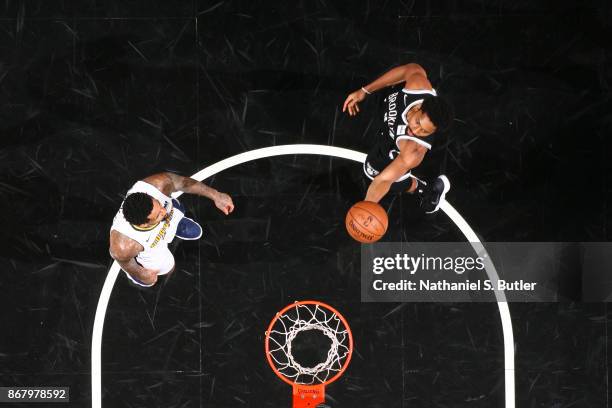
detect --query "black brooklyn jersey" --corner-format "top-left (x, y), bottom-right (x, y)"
top-left (363, 87), bottom-right (437, 182)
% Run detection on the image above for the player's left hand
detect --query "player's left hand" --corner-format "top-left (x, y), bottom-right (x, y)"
top-left (214, 192), bottom-right (235, 215)
top-left (342, 88), bottom-right (367, 116)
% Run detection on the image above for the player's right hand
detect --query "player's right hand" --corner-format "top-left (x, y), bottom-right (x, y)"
top-left (213, 192), bottom-right (235, 215)
top-left (342, 89), bottom-right (367, 116)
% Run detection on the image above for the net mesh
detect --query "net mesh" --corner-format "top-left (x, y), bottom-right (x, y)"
top-left (266, 303), bottom-right (351, 385)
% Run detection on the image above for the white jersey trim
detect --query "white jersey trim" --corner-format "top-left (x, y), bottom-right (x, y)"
top-left (400, 99), bottom-right (424, 128)
top-left (402, 88), bottom-right (437, 96)
top-left (396, 135), bottom-right (432, 150)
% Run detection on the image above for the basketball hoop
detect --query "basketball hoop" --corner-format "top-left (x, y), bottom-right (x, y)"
top-left (265, 301), bottom-right (353, 408)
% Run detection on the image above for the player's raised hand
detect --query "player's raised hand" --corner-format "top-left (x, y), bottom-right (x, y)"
top-left (342, 88), bottom-right (367, 116)
top-left (214, 192), bottom-right (235, 215)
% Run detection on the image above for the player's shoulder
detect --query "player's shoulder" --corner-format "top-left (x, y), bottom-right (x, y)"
top-left (403, 65), bottom-right (433, 92)
top-left (141, 173), bottom-right (173, 196)
top-left (398, 138), bottom-right (428, 154)
top-left (109, 229), bottom-right (143, 259)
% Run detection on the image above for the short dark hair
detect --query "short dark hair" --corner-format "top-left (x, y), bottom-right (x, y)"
top-left (122, 192), bottom-right (153, 225)
top-left (421, 95), bottom-right (454, 132)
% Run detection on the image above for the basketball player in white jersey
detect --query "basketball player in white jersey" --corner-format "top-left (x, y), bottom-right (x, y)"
top-left (109, 172), bottom-right (234, 287)
top-left (343, 63), bottom-right (454, 212)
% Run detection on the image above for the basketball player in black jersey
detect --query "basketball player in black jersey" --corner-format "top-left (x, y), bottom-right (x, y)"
top-left (343, 63), bottom-right (454, 213)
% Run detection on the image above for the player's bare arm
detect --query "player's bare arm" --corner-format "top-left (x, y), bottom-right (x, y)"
top-left (343, 63), bottom-right (432, 116)
top-left (143, 172), bottom-right (235, 215)
top-left (109, 230), bottom-right (158, 285)
top-left (365, 141), bottom-right (427, 203)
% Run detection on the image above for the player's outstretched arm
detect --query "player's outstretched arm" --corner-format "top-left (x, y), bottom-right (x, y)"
top-left (143, 172), bottom-right (235, 215)
top-left (109, 230), bottom-right (158, 285)
top-left (364, 142), bottom-right (426, 203)
top-left (343, 63), bottom-right (430, 116)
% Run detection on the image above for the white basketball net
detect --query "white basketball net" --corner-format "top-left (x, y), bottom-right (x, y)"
top-left (266, 303), bottom-right (351, 385)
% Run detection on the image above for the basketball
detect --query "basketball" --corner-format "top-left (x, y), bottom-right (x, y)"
top-left (345, 201), bottom-right (388, 243)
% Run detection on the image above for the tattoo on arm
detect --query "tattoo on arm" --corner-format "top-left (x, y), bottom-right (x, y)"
top-left (109, 231), bottom-right (145, 275)
top-left (165, 173), bottom-right (219, 200)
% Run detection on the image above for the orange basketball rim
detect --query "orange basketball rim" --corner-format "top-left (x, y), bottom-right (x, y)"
top-left (264, 300), bottom-right (354, 408)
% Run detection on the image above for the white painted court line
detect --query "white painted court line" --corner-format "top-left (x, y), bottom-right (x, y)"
top-left (92, 144), bottom-right (515, 408)
top-left (440, 200), bottom-right (515, 408)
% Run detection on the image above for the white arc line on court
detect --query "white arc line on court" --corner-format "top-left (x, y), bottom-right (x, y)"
top-left (92, 144), bottom-right (515, 408)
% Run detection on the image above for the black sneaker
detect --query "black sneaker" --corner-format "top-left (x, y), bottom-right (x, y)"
top-left (420, 175), bottom-right (450, 213)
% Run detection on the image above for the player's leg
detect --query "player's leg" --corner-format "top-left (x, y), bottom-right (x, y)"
top-left (387, 175), bottom-right (415, 194)
top-left (125, 247), bottom-right (176, 287)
